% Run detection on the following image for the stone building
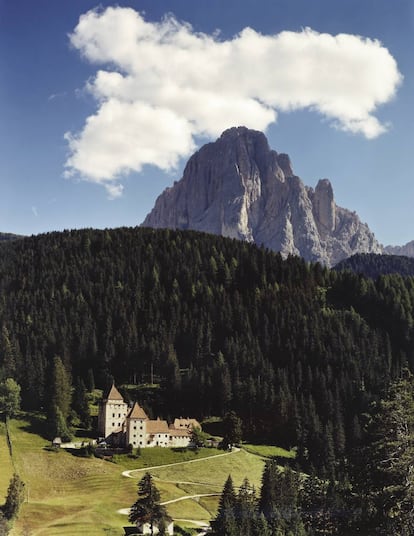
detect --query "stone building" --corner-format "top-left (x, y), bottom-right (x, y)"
top-left (98, 384), bottom-right (200, 448)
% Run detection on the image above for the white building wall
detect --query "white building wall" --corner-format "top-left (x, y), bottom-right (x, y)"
top-left (146, 432), bottom-right (171, 448)
top-left (137, 521), bottom-right (174, 535)
top-left (127, 418), bottom-right (147, 448)
top-left (100, 399), bottom-right (128, 439)
top-left (169, 435), bottom-right (191, 448)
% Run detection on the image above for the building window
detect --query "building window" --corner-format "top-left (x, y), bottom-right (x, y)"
top-left (112, 422), bottom-right (115, 427)
top-left (112, 413), bottom-right (115, 418)
top-left (118, 413), bottom-right (121, 418)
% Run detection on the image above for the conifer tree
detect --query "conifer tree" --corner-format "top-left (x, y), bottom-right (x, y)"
top-left (129, 472), bottom-right (170, 535)
top-left (72, 377), bottom-right (91, 428)
top-left (0, 378), bottom-right (20, 420)
top-left (3, 473), bottom-right (25, 520)
top-left (236, 478), bottom-right (257, 536)
top-left (222, 411), bottom-right (242, 448)
top-left (211, 475), bottom-right (238, 536)
top-left (48, 356), bottom-right (71, 422)
top-left (355, 369), bottom-right (414, 535)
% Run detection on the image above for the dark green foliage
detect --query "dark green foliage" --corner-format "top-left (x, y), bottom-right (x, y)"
top-left (0, 227), bottom-right (413, 475)
top-left (211, 475), bottom-right (238, 536)
top-left (3, 473), bottom-right (25, 520)
top-left (48, 356), bottom-right (71, 421)
top-left (72, 377), bottom-right (91, 428)
top-left (334, 253), bottom-right (414, 278)
top-left (49, 404), bottom-right (72, 442)
top-left (190, 426), bottom-right (209, 449)
top-left (46, 356), bottom-right (72, 439)
top-left (221, 411), bottom-right (242, 448)
top-left (259, 462), bottom-right (305, 535)
top-left (0, 378), bottom-right (21, 419)
top-left (129, 472), bottom-right (170, 534)
top-left (0, 512), bottom-right (9, 536)
top-left (352, 370), bottom-right (414, 535)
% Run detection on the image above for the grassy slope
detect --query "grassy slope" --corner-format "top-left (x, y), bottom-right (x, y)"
top-left (242, 444), bottom-right (296, 459)
top-left (7, 418), bottom-right (292, 535)
top-left (8, 418), bottom-right (136, 536)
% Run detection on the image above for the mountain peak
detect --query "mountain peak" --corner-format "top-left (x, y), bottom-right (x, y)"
top-left (143, 128), bottom-right (381, 266)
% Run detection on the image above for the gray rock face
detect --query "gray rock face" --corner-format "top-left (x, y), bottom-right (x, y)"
top-left (143, 127), bottom-right (382, 266)
top-left (384, 241), bottom-right (414, 257)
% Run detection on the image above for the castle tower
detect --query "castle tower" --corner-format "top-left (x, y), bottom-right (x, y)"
top-left (126, 401), bottom-right (148, 448)
top-left (98, 384), bottom-right (129, 440)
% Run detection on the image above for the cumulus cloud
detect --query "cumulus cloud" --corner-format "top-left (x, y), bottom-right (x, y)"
top-left (65, 6), bottom-right (402, 196)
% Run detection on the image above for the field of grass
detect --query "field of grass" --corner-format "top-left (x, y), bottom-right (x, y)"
top-left (242, 443), bottom-right (296, 459)
top-left (113, 446), bottom-right (222, 470)
top-left (8, 418), bottom-right (136, 536)
top-left (5, 416), bottom-right (287, 535)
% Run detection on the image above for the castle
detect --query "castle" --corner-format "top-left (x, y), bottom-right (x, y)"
top-left (97, 384), bottom-right (200, 449)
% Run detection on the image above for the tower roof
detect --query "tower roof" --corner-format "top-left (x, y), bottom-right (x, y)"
top-left (127, 401), bottom-right (149, 420)
top-left (105, 384), bottom-right (124, 401)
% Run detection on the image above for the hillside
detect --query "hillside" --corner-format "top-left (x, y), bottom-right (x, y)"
top-left (5, 416), bottom-right (267, 535)
top-left (334, 252), bottom-right (414, 278)
top-left (0, 227), bottom-right (414, 477)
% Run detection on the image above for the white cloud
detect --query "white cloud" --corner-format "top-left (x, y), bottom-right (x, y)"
top-left (65, 6), bottom-right (402, 195)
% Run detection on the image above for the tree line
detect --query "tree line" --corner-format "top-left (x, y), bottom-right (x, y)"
top-left (0, 227), bottom-right (414, 477)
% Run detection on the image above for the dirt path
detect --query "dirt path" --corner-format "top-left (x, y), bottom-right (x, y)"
top-left (121, 447), bottom-right (240, 479)
top-left (117, 492), bottom-right (220, 516)
top-left (119, 447), bottom-right (241, 529)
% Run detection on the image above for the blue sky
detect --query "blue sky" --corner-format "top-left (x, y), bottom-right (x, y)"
top-left (0, 0), bottom-right (413, 245)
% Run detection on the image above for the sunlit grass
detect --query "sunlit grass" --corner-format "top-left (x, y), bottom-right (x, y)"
top-left (113, 446), bottom-right (222, 470)
top-left (242, 443), bottom-right (296, 459)
top-left (6, 416), bottom-right (283, 534)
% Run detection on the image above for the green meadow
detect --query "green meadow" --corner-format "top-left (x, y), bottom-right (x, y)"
top-left (2, 417), bottom-right (293, 535)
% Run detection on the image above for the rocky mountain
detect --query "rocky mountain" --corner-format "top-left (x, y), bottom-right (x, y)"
top-left (384, 241), bottom-right (414, 257)
top-left (143, 127), bottom-right (382, 266)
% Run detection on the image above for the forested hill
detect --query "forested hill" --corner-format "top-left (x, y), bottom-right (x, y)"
top-left (1, 227), bottom-right (414, 476)
top-left (334, 252), bottom-right (414, 278)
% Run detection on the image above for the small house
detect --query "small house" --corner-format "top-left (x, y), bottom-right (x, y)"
top-left (123, 520), bottom-right (174, 535)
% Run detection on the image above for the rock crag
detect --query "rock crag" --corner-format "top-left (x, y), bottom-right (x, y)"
top-left (143, 127), bottom-right (382, 266)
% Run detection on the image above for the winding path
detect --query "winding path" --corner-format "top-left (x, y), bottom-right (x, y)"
top-left (119, 447), bottom-right (241, 529)
top-left (121, 447), bottom-right (240, 479)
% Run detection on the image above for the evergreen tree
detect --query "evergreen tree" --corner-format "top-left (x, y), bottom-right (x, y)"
top-left (251, 512), bottom-right (271, 536)
top-left (0, 512), bottom-right (9, 536)
top-left (222, 411), bottom-right (242, 448)
top-left (259, 462), bottom-right (305, 535)
top-left (3, 473), bottom-right (25, 520)
top-left (49, 405), bottom-right (72, 441)
top-left (211, 475), bottom-right (238, 536)
top-left (129, 472), bottom-right (170, 535)
top-left (236, 478), bottom-right (257, 536)
top-left (72, 377), bottom-right (91, 428)
top-left (48, 356), bottom-right (71, 421)
top-left (355, 369), bottom-right (414, 535)
top-left (47, 356), bottom-right (72, 436)
top-left (0, 378), bottom-right (20, 420)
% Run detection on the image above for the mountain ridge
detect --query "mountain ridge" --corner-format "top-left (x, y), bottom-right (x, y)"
top-left (143, 127), bottom-right (382, 266)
